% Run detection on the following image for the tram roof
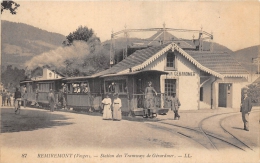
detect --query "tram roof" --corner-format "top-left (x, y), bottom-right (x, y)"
top-left (99, 70), bottom-right (168, 78)
top-left (63, 76), bottom-right (94, 81)
top-left (20, 78), bottom-right (64, 83)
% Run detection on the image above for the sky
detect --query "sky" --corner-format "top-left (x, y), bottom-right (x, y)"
top-left (1, 1), bottom-right (260, 51)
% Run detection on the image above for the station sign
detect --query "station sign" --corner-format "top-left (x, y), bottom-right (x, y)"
top-left (167, 71), bottom-right (196, 77)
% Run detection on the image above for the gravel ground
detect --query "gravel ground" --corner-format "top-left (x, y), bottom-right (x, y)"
top-left (1, 106), bottom-right (259, 163)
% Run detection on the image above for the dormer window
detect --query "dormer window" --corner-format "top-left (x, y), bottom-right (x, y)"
top-left (49, 72), bottom-right (52, 78)
top-left (166, 52), bottom-right (176, 69)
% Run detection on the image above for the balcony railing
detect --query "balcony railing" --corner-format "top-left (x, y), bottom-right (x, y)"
top-left (131, 93), bottom-right (171, 109)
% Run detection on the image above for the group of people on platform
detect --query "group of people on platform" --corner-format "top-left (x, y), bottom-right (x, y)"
top-left (101, 81), bottom-right (181, 121)
top-left (1, 86), bottom-right (27, 112)
top-left (1, 89), bottom-right (15, 107)
top-left (102, 93), bottom-right (122, 121)
top-left (143, 81), bottom-right (181, 120)
top-left (5, 80), bottom-right (252, 132)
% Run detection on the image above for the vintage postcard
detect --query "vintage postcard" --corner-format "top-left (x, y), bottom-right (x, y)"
top-left (1, 1), bottom-right (259, 163)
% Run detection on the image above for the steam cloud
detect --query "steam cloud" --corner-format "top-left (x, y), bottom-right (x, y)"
top-left (25, 41), bottom-right (90, 70)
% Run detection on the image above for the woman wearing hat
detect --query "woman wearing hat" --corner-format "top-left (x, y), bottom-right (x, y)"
top-left (112, 93), bottom-right (122, 121)
top-left (144, 81), bottom-right (157, 118)
top-left (102, 93), bottom-right (112, 120)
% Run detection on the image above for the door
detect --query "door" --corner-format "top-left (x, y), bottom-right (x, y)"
top-left (226, 84), bottom-right (232, 108)
top-left (218, 83), bottom-right (232, 108)
top-left (218, 83), bottom-right (227, 107)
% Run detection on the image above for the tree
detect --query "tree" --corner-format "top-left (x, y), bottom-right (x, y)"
top-left (1, 65), bottom-right (26, 90)
top-left (1, 1), bottom-right (20, 14)
top-left (63, 26), bottom-right (100, 46)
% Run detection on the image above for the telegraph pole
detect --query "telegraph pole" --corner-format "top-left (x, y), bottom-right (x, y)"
top-left (123, 24), bottom-right (128, 59)
top-left (110, 30), bottom-right (114, 67)
top-left (252, 57), bottom-right (260, 77)
top-left (163, 22), bottom-right (166, 44)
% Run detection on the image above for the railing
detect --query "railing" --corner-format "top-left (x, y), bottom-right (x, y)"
top-left (131, 93), bottom-right (170, 109)
top-left (66, 92), bottom-right (103, 110)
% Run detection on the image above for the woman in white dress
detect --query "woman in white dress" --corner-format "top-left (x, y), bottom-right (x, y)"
top-left (102, 93), bottom-right (112, 120)
top-left (112, 93), bottom-right (122, 121)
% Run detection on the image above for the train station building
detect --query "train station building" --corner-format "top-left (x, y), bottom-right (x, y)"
top-left (20, 27), bottom-right (252, 113)
top-left (93, 42), bottom-right (249, 111)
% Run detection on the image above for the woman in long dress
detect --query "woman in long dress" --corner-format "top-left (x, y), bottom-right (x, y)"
top-left (112, 93), bottom-right (122, 121)
top-left (102, 93), bottom-right (112, 120)
top-left (144, 81), bottom-right (157, 118)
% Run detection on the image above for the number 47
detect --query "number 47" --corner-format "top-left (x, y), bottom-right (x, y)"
top-left (22, 154), bottom-right (27, 158)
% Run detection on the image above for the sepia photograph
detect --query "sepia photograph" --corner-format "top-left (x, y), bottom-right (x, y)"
top-left (1, 1), bottom-right (259, 163)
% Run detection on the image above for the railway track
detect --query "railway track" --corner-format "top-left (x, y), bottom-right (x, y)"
top-left (146, 110), bottom-right (259, 151)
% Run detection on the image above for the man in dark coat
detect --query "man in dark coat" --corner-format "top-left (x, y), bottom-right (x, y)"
top-left (240, 91), bottom-right (252, 131)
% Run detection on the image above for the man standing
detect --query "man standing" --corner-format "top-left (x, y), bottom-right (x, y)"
top-left (169, 93), bottom-right (181, 120)
top-left (2, 89), bottom-right (6, 106)
top-left (48, 89), bottom-right (55, 112)
top-left (21, 85), bottom-right (27, 108)
top-left (240, 91), bottom-right (252, 131)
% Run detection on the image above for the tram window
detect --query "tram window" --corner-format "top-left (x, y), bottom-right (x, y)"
top-left (105, 80), bottom-right (127, 93)
top-left (166, 52), bottom-right (175, 68)
top-left (67, 83), bottom-right (89, 94)
top-left (80, 83), bottom-right (89, 93)
top-left (38, 83), bottom-right (53, 92)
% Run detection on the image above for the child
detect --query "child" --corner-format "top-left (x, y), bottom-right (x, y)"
top-left (169, 93), bottom-right (181, 120)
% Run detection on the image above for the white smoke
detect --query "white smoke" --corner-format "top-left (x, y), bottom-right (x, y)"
top-left (25, 41), bottom-right (90, 70)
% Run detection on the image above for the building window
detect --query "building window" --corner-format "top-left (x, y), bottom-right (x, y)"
top-left (166, 52), bottom-right (175, 68)
top-left (165, 79), bottom-right (176, 96)
top-left (49, 72), bottom-right (52, 78)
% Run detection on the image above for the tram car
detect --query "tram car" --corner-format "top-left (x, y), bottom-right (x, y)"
top-left (20, 78), bottom-right (63, 107)
top-left (63, 76), bottom-right (103, 112)
top-left (21, 70), bottom-right (169, 117)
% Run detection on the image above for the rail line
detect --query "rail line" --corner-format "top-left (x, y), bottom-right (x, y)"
top-left (151, 110), bottom-right (259, 151)
top-left (219, 113), bottom-right (257, 151)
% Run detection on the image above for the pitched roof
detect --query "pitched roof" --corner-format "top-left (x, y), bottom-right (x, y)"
top-left (185, 51), bottom-right (249, 76)
top-left (92, 43), bottom-right (171, 77)
top-left (92, 42), bottom-right (249, 79)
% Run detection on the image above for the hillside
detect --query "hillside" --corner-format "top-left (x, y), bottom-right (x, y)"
top-left (1, 20), bottom-right (66, 68)
top-left (231, 45), bottom-right (260, 73)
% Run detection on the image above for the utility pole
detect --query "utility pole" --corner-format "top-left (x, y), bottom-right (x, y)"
top-left (110, 30), bottom-right (114, 67)
top-left (199, 25), bottom-right (203, 51)
top-left (210, 31), bottom-right (214, 52)
top-left (252, 57), bottom-right (260, 77)
top-left (123, 24), bottom-right (128, 59)
top-left (163, 22), bottom-right (166, 44)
